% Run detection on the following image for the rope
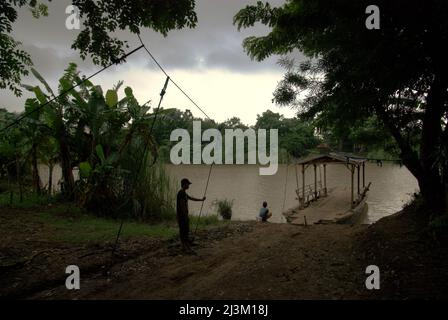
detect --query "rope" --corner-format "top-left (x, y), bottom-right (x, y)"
top-left (137, 34), bottom-right (212, 120)
top-left (137, 32), bottom-right (216, 240)
top-left (192, 163), bottom-right (214, 241)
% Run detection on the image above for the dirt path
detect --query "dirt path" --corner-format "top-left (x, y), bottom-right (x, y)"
top-left (29, 223), bottom-right (370, 299)
top-left (2, 202), bottom-right (448, 299)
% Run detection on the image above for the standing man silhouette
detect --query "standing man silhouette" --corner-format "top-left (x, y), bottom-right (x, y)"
top-left (176, 178), bottom-right (206, 252)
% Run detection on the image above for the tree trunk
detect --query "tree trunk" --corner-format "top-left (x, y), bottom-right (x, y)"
top-left (379, 102), bottom-right (445, 215)
top-left (54, 107), bottom-right (75, 199)
top-left (419, 73), bottom-right (447, 214)
top-left (443, 128), bottom-right (448, 214)
top-left (375, 105), bottom-right (423, 181)
top-left (441, 161), bottom-right (448, 215)
top-left (15, 154), bottom-right (23, 203)
top-left (48, 163), bottom-right (54, 195)
top-left (59, 131), bottom-right (75, 199)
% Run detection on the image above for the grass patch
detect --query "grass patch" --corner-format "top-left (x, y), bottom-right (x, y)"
top-left (37, 204), bottom-right (179, 243)
top-left (1, 192), bottom-right (227, 244)
top-left (0, 191), bottom-right (54, 209)
top-left (190, 214), bottom-right (226, 228)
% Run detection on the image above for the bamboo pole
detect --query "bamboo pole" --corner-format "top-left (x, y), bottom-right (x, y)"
top-left (357, 164), bottom-right (360, 196)
top-left (323, 164), bottom-right (327, 196)
top-left (282, 164), bottom-right (289, 214)
top-left (301, 164), bottom-right (305, 209)
top-left (351, 164), bottom-right (354, 208)
top-left (295, 163), bottom-right (299, 190)
top-left (362, 162), bottom-right (365, 188)
top-left (319, 164), bottom-right (322, 186)
top-left (294, 163), bottom-right (300, 208)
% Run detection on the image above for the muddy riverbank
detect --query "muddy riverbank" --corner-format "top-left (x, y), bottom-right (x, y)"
top-left (1, 199), bottom-right (447, 299)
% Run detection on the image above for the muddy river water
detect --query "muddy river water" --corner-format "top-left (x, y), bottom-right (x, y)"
top-left (167, 163), bottom-right (418, 224)
top-left (38, 162), bottom-right (418, 224)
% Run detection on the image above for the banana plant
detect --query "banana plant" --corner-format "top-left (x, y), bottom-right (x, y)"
top-left (22, 63), bottom-right (169, 217)
top-left (23, 66), bottom-right (77, 198)
top-left (21, 98), bottom-right (46, 194)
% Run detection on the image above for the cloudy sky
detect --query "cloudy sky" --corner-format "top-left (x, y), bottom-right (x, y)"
top-left (1, 0), bottom-right (301, 125)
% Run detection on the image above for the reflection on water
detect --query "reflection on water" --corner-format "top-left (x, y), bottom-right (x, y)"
top-left (167, 163), bottom-right (418, 224)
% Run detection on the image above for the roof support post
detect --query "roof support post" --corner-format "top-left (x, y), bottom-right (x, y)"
top-left (295, 163), bottom-right (299, 191)
top-left (362, 162), bottom-right (365, 189)
top-left (314, 164), bottom-right (318, 200)
top-left (357, 164), bottom-right (360, 196)
top-left (301, 164), bottom-right (305, 209)
top-left (351, 164), bottom-right (355, 208)
top-left (323, 164), bottom-right (327, 197)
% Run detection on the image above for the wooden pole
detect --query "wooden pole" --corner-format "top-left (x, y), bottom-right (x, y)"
top-left (302, 164), bottom-right (305, 209)
top-left (314, 164), bottom-right (317, 199)
top-left (295, 164), bottom-right (299, 190)
top-left (319, 164), bottom-right (322, 186)
top-left (357, 164), bottom-right (360, 196)
top-left (323, 164), bottom-right (327, 196)
top-left (362, 162), bottom-right (365, 188)
top-left (351, 164), bottom-right (354, 208)
top-left (294, 163), bottom-right (300, 208)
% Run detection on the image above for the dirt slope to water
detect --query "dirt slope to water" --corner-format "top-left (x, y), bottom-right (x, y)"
top-left (1, 203), bottom-right (448, 299)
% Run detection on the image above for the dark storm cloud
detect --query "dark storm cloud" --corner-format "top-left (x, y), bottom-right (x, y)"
top-left (134, 0), bottom-right (292, 72)
top-left (1, 0), bottom-right (305, 112)
top-left (21, 44), bottom-right (96, 78)
top-left (11, 0), bottom-right (294, 73)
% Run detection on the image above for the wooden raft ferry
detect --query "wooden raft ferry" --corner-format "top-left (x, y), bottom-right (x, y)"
top-left (283, 152), bottom-right (371, 225)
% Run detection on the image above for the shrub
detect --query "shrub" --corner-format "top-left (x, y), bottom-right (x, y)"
top-left (213, 199), bottom-right (234, 220)
top-left (77, 142), bottom-right (177, 222)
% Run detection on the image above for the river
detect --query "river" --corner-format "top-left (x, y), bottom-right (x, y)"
top-left (166, 163), bottom-right (418, 224)
top-left (38, 162), bottom-right (418, 224)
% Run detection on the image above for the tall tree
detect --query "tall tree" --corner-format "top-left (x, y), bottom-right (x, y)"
top-left (235, 0), bottom-right (448, 214)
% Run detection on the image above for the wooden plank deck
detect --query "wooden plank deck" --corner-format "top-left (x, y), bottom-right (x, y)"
top-left (284, 186), bottom-right (356, 225)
